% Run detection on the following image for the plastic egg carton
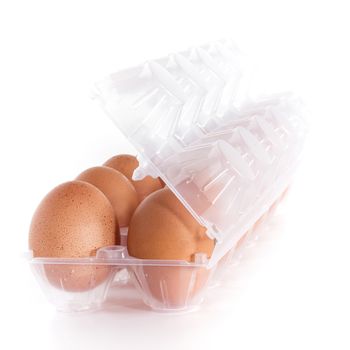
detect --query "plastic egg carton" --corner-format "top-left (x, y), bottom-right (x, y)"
top-left (29, 244), bottom-right (213, 313)
top-left (29, 40), bottom-right (307, 313)
top-left (29, 199), bottom-right (280, 313)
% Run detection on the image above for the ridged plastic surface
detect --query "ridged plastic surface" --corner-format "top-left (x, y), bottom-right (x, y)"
top-left (29, 199), bottom-right (281, 313)
top-left (95, 41), bottom-right (307, 266)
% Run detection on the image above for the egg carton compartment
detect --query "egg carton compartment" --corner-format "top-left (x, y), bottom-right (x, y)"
top-left (29, 245), bottom-right (215, 313)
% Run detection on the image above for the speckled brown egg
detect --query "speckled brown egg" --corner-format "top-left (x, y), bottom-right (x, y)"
top-left (104, 154), bottom-right (164, 202)
top-left (127, 188), bottom-right (214, 307)
top-left (76, 166), bottom-right (138, 227)
top-left (29, 181), bottom-right (119, 291)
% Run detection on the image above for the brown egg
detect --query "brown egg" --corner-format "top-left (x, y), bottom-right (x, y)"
top-left (76, 166), bottom-right (138, 227)
top-left (29, 181), bottom-right (119, 291)
top-left (127, 188), bottom-right (214, 308)
top-left (128, 188), bottom-right (214, 261)
top-left (104, 154), bottom-right (164, 202)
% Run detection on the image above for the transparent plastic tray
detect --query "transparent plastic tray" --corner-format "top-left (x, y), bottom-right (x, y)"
top-left (29, 196), bottom-right (284, 313)
top-left (29, 40), bottom-right (307, 313)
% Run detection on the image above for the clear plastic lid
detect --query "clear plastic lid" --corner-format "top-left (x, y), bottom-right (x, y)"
top-left (95, 40), bottom-right (307, 266)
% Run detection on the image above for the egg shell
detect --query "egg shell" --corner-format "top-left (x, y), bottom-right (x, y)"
top-left (76, 166), bottom-right (138, 227)
top-left (127, 188), bottom-right (214, 261)
top-left (127, 188), bottom-right (214, 309)
top-left (29, 181), bottom-right (119, 291)
top-left (104, 154), bottom-right (164, 202)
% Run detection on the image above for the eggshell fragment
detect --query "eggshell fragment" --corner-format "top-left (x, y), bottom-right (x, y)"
top-left (127, 188), bottom-right (214, 307)
top-left (76, 166), bottom-right (138, 227)
top-left (29, 181), bottom-right (119, 291)
top-left (104, 154), bottom-right (164, 202)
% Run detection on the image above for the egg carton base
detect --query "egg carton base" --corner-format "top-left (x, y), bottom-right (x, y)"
top-left (30, 186), bottom-right (287, 314)
top-left (29, 192), bottom-right (285, 314)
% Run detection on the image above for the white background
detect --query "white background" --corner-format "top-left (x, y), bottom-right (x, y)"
top-left (1, 1), bottom-right (349, 349)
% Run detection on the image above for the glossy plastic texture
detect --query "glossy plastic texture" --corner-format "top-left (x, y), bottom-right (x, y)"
top-left (29, 194), bottom-right (283, 313)
top-left (95, 40), bottom-right (306, 266)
